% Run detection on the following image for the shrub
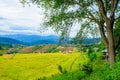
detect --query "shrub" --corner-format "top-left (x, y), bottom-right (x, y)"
top-left (82, 63), bottom-right (93, 75)
top-left (105, 62), bottom-right (120, 80)
top-left (87, 52), bottom-right (97, 62)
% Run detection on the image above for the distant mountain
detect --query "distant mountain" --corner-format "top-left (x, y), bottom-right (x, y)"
top-left (83, 38), bottom-right (101, 44)
top-left (1, 34), bottom-right (60, 45)
top-left (1, 34), bottom-right (43, 43)
top-left (31, 39), bottom-right (59, 45)
top-left (0, 37), bottom-right (26, 45)
top-left (1, 34), bottom-right (101, 45)
top-left (71, 37), bottom-right (101, 45)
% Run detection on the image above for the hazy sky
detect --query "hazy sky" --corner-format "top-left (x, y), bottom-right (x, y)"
top-left (0, 0), bottom-right (79, 37)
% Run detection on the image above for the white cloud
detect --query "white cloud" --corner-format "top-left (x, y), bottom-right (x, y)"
top-left (0, 0), bottom-right (55, 36)
top-left (0, 0), bottom-right (79, 37)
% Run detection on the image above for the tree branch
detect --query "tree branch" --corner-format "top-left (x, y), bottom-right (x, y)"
top-left (64, 0), bottom-right (99, 24)
top-left (104, 0), bottom-right (108, 12)
top-left (98, 21), bottom-right (109, 47)
top-left (96, 0), bottom-right (108, 21)
top-left (110, 0), bottom-right (119, 18)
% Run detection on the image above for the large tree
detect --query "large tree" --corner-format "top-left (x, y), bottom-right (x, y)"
top-left (20, 0), bottom-right (120, 66)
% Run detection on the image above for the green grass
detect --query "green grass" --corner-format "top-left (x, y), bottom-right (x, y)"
top-left (0, 52), bottom-right (88, 80)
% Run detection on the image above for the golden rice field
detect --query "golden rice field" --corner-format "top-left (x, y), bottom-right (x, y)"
top-left (0, 52), bottom-right (88, 80)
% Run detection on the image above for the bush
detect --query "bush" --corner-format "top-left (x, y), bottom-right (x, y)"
top-left (82, 63), bottom-right (93, 75)
top-left (105, 62), bottom-right (120, 80)
top-left (87, 52), bottom-right (97, 62)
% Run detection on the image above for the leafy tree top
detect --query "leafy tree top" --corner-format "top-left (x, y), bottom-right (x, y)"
top-left (19, 0), bottom-right (120, 46)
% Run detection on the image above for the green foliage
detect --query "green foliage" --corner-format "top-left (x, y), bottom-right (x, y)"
top-left (48, 70), bottom-right (86, 80)
top-left (46, 45), bottom-right (59, 53)
top-left (116, 53), bottom-right (120, 62)
top-left (82, 53), bottom-right (120, 80)
top-left (33, 45), bottom-right (45, 51)
top-left (98, 42), bottom-right (105, 51)
top-left (46, 53), bottom-right (120, 80)
top-left (82, 63), bottom-right (93, 75)
top-left (20, 0), bottom-right (101, 41)
top-left (88, 52), bottom-right (97, 62)
top-left (92, 61), bottom-right (120, 80)
top-left (106, 62), bottom-right (120, 80)
top-left (70, 26), bottom-right (87, 44)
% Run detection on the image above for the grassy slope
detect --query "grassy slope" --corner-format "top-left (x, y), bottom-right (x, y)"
top-left (0, 52), bottom-right (88, 80)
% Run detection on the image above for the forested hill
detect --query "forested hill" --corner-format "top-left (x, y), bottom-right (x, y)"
top-left (1, 34), bottom-right (59, 45)
top-left (0, 37), bottom-right (25, 45)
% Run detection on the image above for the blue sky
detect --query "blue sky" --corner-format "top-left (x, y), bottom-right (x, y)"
top-left (0, 0), bottom-right (79, 37)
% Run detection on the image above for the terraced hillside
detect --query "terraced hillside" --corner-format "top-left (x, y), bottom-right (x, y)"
top-left (0, 53), bottom-right (88, 80)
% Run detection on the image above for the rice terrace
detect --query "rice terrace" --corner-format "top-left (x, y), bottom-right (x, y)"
top-left (0, 52), bottom-right (88, 80)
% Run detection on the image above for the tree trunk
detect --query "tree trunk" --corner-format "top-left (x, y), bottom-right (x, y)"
top-left (107, 21), bottom-right (115, 68)
top-left (108, 34), bottom-right (115, 67)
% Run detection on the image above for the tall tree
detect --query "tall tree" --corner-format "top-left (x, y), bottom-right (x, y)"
top-left (20, 0), bottom-right (120, 66)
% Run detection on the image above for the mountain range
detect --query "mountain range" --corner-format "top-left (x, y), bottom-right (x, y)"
top-left (0, 37), bottom-right (25, 45)
top-left (0, 34), bottom-right (101, 46)
top-left (0, 34), bottom-right (59, 45)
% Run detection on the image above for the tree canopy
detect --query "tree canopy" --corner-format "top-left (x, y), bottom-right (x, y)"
top-left (20, 0), bottom-right (99, 38)
top-left (20, 0), bottom-right (120, 66)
